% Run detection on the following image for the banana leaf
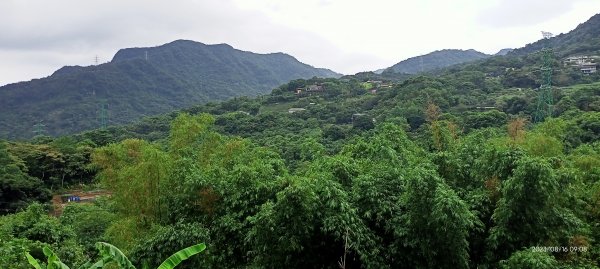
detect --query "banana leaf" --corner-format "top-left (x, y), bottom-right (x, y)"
top-left (25, 252), bottom-right (43, 269)
top-left (156, 243), bottom-right (206, 269)
top-left (95, 242), bottom-right (136, 269)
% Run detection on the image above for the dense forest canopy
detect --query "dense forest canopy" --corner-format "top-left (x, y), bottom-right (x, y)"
top-left (2, 12), bottom-right (600, 269)
top-left (2, 72), bottom-right (600, 268)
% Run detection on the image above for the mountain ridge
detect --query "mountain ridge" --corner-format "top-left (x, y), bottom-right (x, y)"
top-left (385, 49), bottom-right (490, 74)
top-left (510, 13), bottom-right (600, 56)
top-left (494, 48), bottom-right (513, 56)
top-left (0, 40), bottom-right (340, 139)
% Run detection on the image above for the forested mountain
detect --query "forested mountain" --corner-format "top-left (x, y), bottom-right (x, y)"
top-left (2, 12), bottom-right (600, 269)
top-left (0, 40), bottom-right (339, 139)
top-left (3, 72), bottom-right (600, 269)
top-left (385, 49), bottom-right (490, 74)
top-left (494, 48), bottom-right (513, 56)
top-left (511, 13), bottom-right (600, 56)
top-left (438, 14), bottom-right (600, 91)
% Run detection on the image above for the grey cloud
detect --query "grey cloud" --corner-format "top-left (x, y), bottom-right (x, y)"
top-left (0, 0), bottom-right (387, 85)
top-left (0, 0), bottom-right (220, 50)
top-left (478, 0), bottom-right (585, 28)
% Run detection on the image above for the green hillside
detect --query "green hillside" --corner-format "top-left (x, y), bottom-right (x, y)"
top-left (384, 49), bottom-right (490, 74)
top-left (511, 13), bottom-right (600, 57)
top-left (0, 40), bottom-right (339, 139)
top-left (2, 12), bottom-right (600, 269)
top-left (3, 73), bottom-right (600, 268)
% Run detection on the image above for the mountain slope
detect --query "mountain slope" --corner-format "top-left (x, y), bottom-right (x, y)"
top-left (0, 40), bottom-right (340, 139)
top-left (446, 13), bottom-right (600, 90)
top-left (511, 13), bottom-right (600, 56)
top-left (385, 49), bottom-right (490, 74)
top-left (495, 48), bottom-right (513, 56)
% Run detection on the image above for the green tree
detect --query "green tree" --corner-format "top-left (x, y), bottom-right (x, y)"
top-left (499, 249), bottom-right (558, 269)
top-left (352, 115), bottom-right (375, 130)
top-left (345, 124), bottom-right (475, 268)
top-left (0, 203), bottom-right (85, 268)
top-left (248, 175), bottom-right (377, 269)
top-left (0, 141), bottom-right (51, 213)
top-left (489, 157), bottom-right (584, 259)
top-left (465, 110), bottom-right (508, 130)
top-left (60, 203), bottom-right (116, 255)
top-left (129, 223), bottom-right (210, 269)
top-left (400, 171), bottom-right (476, 269)
top-left (93, 139), bottom-right (171, 222)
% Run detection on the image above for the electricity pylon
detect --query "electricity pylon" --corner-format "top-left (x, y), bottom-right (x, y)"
top-left (33, 121), bottom-right (46, 136)
top-left (534, 32), bottom-right (554, 123)
top-left (98, 100), bottom-right (109, 129)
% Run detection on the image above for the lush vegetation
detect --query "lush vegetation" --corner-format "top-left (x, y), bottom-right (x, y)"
top-left (385, 49), bottom-right (490, 74)
top-left (0, 40), bottom-right (338, 139)
top-left (25, 242), bottom-right (205, 269)
top-left (2, 71), bottom-right (600, 268)
top-left (2, 12), bottom-right (600, 269)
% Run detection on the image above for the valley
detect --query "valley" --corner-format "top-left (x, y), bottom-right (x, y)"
top-left (1, 9), bottom-right (600, 269)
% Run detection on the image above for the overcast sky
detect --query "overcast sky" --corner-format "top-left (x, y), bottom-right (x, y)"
top-left (1, 0), bottom-right (599, 86)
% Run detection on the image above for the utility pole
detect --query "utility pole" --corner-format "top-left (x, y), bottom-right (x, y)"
top-left (534, 31), bottom-right (554, 123)
top-left (94, 55), bottom-right (99, 65)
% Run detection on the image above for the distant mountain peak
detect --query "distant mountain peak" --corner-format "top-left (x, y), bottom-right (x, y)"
top-left (495, 48), bottom-right (513, 56)
top-left (511, 13), bottom-right (600, 56)
top-left (0, 40), bottom-right (340, 139)
top-left (385, 49), bottom-right (490, 74)
top-left (169, 39), bottom-right (202, 45)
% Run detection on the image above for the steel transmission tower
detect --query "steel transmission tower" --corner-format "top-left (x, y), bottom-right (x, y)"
top-left (534, 32), bottom-right (554, 123)
top-left (90, 58), bottom-right (109, 130)
top-left (33, 121), bottom-right (46, 136)
top-left (98, 100), bottom-right (109, 129)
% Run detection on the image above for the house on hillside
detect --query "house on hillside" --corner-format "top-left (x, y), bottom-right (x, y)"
top-left (364, 80), bottom-right (392, 94)
top-left (352, 113), bottom-right (366, 120)
top-left (379, 83), bottom-right (393, 89)
top-left (366, 80), bottom-right (383, 86)
top-left (564, 55), bottom-right (594, 65)
top-left (295, 84), bottom-right (325, 97)
top-left (306, 84), bottom-right (324, 92)
top-left (564, 55), bottom-right (598, 74)
top-left (475, 106), bottom-right (497, 110)
top-left (581, 63), bottom-right (597, 74)
top-left (288, 108), bottom-right (306, 113)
